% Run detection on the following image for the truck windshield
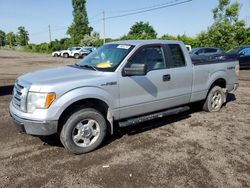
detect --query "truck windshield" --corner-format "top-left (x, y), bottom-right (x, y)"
top-left (77, 44), bottom-right (135, 72)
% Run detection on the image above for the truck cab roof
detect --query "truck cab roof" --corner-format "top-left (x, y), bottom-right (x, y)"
top-left (108, 40), bottom-right (184, 46)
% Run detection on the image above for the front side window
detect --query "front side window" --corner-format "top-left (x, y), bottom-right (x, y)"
top-left (168, 44), bottom-right (186, 67)
top-left (127, 46), bottom-right (165, 72)
top-left (78, 44), bottom-right (134, 72)
top-left (240, 47), bottom-right (250, 56)
top-left (196, 49), bottom-right (204, 55)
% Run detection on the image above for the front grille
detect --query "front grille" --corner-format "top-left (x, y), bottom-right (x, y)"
top-left (12, 81), bottom-right (27, 111)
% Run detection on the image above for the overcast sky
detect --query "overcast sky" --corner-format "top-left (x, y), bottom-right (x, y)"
top-left (1, 0), bottom-right (250, 44)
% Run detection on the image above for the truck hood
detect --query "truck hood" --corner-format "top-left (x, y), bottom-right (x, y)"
top-left (19, 65), bottom-right (103, 87)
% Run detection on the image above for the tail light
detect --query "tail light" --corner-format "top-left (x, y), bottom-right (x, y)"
top-left (235, 65), bottom-right (240, 77)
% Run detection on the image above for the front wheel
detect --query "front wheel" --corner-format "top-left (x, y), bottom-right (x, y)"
top-left (60, 108), bottom-right (107, 154)
top-left (203, 86), bottom-right (225, 112)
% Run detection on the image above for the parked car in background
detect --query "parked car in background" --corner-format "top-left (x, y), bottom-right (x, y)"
top-left (78, 47), bottom-right (96, 59)
top-left (61, 47), bottom-right (82, 58)
top-left (52, 51), bottom-right (61, 57)
top-left (190, 47), bottom-right (223, 61)
top-left (185, 45), bottom-right (192, 52)
top-left (217, 46), bottom-right (250, 69)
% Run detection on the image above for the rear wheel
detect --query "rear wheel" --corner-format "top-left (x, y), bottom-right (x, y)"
top-left (203, 86), bottom-right (225, 112)
top-left (60, 108), bottom-right (107, 154)
top-left (74, 53), bottom-right (80, 59)
top-left (54, 54), bottom-right (58, 57)
top-left (63, 53), bottom-right (69, 58)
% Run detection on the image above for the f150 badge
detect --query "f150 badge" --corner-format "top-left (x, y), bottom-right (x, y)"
top-left (101, 82), bottom-right (117, 86)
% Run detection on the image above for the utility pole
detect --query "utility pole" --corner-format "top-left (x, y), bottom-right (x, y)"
top-left (247, 16), bottom-right (250, 27)
top-left (102, 11), bottom-right (106, 44)
top-left (24, 33), bottom-right (28, 46)
top-left (48, 24), bottom-right (52, 43)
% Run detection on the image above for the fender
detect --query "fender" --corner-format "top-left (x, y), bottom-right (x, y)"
top-left (51, 86), bottom-right (119, 120)
top-left (206, 70), bottom-right (227, 91)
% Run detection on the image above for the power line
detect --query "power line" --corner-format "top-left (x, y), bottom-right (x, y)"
top-left (28, 0), bottom-right (192, 40)
top-left (105, 0), bottom-right (192, 21)
top-left (106, 0), bottom-right (184, 14)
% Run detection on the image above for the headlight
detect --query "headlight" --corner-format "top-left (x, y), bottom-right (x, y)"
top-left (27, 92), bottom-right (56, 113)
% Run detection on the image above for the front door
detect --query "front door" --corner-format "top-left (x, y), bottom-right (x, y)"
top-left (118, 44), bottom-right (192, 119)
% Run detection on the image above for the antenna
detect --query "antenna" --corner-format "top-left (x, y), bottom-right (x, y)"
top-left (103, 11), bottom-right (106, 44)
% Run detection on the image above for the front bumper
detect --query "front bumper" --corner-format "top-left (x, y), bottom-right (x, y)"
top-left (10, 109), bottom-right (58, 136)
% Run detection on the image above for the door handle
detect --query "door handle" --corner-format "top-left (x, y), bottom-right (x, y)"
top-left (163, 74), bottom-right (171, 81)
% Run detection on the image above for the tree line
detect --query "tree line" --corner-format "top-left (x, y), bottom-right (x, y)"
top-left (0, 26), bottom-right (29, 47)
top-left (0, 0), bottom-right (249, 53)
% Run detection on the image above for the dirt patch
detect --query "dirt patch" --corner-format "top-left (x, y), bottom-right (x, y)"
top-left (0, 50), bottom-right (249, 187)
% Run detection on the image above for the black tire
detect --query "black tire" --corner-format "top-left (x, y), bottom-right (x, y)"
top-left (203, 86), bottom-right (225, 112)
top-left (54, 54), bottom-right (58, 57)
top-left (60, 108), bottom-right (107, 154)
top-left (74, 53), bottom-right (80, 59)
top-left (63, 53), bottom-right (69, 58)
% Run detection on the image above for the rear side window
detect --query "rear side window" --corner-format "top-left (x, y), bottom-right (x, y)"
top-left (240, 47), bottom-right (250, 56)
top-left (168, 44), bottom-right (186, 67)
top-left (205, 48), bottom-right (217, 53)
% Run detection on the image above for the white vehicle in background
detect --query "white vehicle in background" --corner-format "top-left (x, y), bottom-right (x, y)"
top-left (61, 47), bottom-right (82, 58)
top-left (78, 47), bottom-right (97, 59)
top-left (52, 51), bottom-right (61, 57)
top-left (186, 45), bottom-right (192, 52)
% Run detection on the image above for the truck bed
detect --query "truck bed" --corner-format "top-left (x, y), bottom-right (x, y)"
top-left (192, 58), bottom-right (237, 65)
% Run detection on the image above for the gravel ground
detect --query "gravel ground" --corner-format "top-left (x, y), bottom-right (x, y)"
top-left (0, 49), bottom-right (249, 188)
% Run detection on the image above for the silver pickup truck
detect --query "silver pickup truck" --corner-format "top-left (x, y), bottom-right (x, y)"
top-left (10, 40), bottom-right (239, 154)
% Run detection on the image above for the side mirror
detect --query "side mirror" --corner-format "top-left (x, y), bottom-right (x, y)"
top-left (123, 64), bottom-right (147, 76)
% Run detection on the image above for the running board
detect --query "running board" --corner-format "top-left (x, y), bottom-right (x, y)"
top-left (119, 106), bottom-right (190, 128)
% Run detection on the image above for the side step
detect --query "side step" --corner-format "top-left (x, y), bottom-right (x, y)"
top-left (119, 106), bottom-right (190, 128)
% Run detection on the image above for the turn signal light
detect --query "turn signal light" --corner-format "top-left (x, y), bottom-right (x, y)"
top-left (45, 93), bottom-right (56, 108)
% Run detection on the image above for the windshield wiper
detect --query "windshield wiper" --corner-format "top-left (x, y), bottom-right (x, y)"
top-left (75, 64), bottom-right (98, 71)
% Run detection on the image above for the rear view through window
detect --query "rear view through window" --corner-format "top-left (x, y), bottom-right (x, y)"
top-left (168, 44), bottom-right (186, 67)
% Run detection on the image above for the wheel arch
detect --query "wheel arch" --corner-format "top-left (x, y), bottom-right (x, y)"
top-left (57, 98), bottom-right (114, 135)
top-left (206, 70), bottom-right (227, 96)
top-left (205, 77), bottom-right (227, 102)
top-left (209, 78), bottom-right (226, 90)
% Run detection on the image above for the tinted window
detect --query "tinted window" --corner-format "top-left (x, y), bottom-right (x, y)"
top-left (204, 48), bottom-right (217, 53)
top-left (128, 46), bottom-right (165, 72)
top-left (168, 44), bottom-right (186, 67)
top-left (196, 49), bottom-right (204, 54)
